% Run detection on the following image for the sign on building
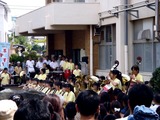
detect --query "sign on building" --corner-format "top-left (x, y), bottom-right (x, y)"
top-left (0, 42), bottom-right (10, 69)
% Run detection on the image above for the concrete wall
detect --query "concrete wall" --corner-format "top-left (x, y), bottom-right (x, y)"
top-left (99, 0), bottom-right (121, 12)
top-left (54, 32), bottom-right (66, 55)
top-left (16, 2), bottom-right (100, 34)
top-left (0, 6), bottom-right (8, 42)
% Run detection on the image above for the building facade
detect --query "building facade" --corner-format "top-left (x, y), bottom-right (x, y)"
top-left (15, 0), bottom-right (158, 81)
top-left (0, 1), bottom-right (10, 42)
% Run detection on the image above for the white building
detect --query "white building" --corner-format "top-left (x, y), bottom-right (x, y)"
top-left (0, 0), bottom-right (10, 42)
top-left (15, 0), bottom-right (159, 81)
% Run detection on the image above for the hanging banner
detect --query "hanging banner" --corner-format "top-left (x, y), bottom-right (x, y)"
top-left (0, 42), bottom-right (10, 69)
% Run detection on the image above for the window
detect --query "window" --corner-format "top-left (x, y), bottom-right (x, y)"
top-left (134, 43), bottom-right (152, 72)
top-left (155, 42), bottom-right (160, 68)
top-left (99, 24), bottom-right (116, 70)
top-left (75, 0), bottom-right (85, 2)
top-left (133, 18), bottom-right (160, 72)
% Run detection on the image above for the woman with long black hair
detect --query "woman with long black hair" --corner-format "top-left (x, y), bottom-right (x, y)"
top-left (108, 70), bottom-right (122, 90)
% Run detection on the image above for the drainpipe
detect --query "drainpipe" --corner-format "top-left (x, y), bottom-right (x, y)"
top-left (124, 0), bottom-right (129, 74)
top-left (153, 0), bottom-right (159, 72)
top-left (90, 25), bottom-right (93, 76)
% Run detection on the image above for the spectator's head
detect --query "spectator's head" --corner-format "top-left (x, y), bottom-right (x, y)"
top-left (29, 56), bottom-right (32, 60)
top-left (117, 92), bottom-right (125, 106)
top-left (0, 100), bottom-right (18, 120)
top-left (43, 94), bottom-right (62, 114)
top-left (153, 93), bottom-right (160, 104)
top-left (54, 81), bottom-right (62, 90)
top-left (110, 70), bottom-right (118, 79)
top-left (14, 99), bottom-right (52, 120)
top-left (75, 90), bottom-right (100, 118)
top-left (43, 63), bottom-right (47, 68)
top-left (131, 65), bottom-right (140, 74)
top-left (65, 84), bottom-right (74, 92)
top-left (100, 76), bottom-right (105, 81)
top-left (156, 106), bottom-right (160, 117)
top-left (121, 94), bottom-right (129, 108)
top-left (3, 68), bottom-right (8, 73)
top-left (111, 101), bottom-right (121, 118)
top-left (41, 68), bottom-right (46, 74)
top-left (35, 69), bottom-right (40, 75)
top-left (75, 65), bottom-right (79, 69)
top-left (100, 92), bottom-right (110, 104)
top-left (69, 58), bottom-right (73, 63)
top-left (110, 70), bottom-right (122, 82)
top-left (45, 81), bottom-right (53, 88)
top-left (92, 82), bottom-right (100, 92)
top-left (51, 57), bottom-right (55, 62)
top-left (128, 84), bottom-right (153, 113)
top-left (40, 57), bottom-right (43, 62)
top-left (65, 102), bottom-right (76, 120)
top-left (17, 61), bottom-right (20, 66)
top-left (98, 104), bottom-right (108, 120)
top-left (9, 94), bottom-right (24, 107)
top-left (113, 88), bottom-right (122, 100)
top-left (103, 114), bottom-right (116, 120)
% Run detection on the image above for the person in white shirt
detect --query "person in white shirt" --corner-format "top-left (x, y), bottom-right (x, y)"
top-left (43, 56), bottom-right (51, 65)
top-left (57, 55), bottom-right (62, 66)
top-left (60, 56), bottom-right (66, 68)
top-left (26, 57), bottom-right (35, 78)
top-left (36, 57), bottom-right (43, 70)
top-left (49, 57), bottom-right (59, 70)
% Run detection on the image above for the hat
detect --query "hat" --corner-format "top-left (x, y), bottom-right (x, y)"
top-left (90, 76), bottom-right (99, 82)
top-left (0, 100), bottom-right (18, 120)
top-left (17, 61), bottom-right (20, 64)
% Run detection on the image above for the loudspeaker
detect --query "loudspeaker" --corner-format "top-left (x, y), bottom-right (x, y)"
top-left (82, 56), bottom-right (88, 64)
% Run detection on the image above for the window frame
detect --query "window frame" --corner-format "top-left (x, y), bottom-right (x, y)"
top-left (99, 24), bottom-right (116, 70)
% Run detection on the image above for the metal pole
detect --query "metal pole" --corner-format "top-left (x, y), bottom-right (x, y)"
top-left (155, 0), bottom-right (160, 34)
top-left (90, 25), bottom-right (93, 76)
top-left (153, 0), bottom-right (160, 71)
top-left (124, 0), bottom-right (129, 74)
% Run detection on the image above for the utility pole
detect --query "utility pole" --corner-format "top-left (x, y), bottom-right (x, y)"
top-left (124, 0), bottom-right (129, 74)
top-left (155, 0), bottom-right (160, 39)
top-left (153, 0), bottom-right (160, 72)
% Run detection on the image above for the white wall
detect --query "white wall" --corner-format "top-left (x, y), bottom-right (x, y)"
top-left (0, 5), bottom-right (9, 43)
top-left (99, 0), bottom-right (121, 12)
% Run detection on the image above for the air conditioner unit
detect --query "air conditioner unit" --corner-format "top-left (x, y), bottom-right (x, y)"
top-left (76, 0), bottom-right (85, 2)
top-left (137, 29), bottom-right (151, 41)
top-left (94, 26), bottom-right (101, 36)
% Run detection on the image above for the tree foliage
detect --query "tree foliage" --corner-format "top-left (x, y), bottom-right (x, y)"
top-left (10, 54), bottom-right (23, 63)
top-left (150, 67), bottom-right (160, 93)
top-left (8, 33), bottom-right (32, 51)
top-left (32, 44), bottom-right (44, 53)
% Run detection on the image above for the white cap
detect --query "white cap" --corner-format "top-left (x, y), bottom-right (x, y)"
top-left (17, 61), bottom-right (20, 64)
top-left (90, 76), bottom-right (99, 82)
top-left (0, 100), bottom-right (18, 120)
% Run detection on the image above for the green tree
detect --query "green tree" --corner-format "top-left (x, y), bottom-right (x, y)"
top-left (150, 67), bottom-right (160, 93)
top-left (8, 33), bottom-right (31, 51)
top-left (32, 44), bottom-right (42, 53)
